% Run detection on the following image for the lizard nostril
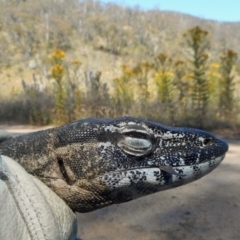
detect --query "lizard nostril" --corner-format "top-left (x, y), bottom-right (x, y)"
top-left (203, 138), bottom-right (212, 146)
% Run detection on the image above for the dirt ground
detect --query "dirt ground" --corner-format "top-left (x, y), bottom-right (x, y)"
top-left (4, 126), bottom-right (240, 240)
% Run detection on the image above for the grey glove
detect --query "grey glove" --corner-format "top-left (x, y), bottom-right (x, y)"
top-left (0, 129), bottom-right (78, 240)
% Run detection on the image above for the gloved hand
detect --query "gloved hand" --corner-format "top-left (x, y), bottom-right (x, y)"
top-left (0, 129), bottom-right (79, 240)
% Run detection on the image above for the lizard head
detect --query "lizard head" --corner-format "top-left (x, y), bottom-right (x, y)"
top-left (54, 117), bottom-right (228, 212)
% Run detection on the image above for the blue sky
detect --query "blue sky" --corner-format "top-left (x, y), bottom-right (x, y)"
top-left (100, 0), bottom-right (240, 22)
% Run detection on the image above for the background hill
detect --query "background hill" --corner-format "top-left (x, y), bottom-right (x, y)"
top-left (0, 0), bottom-right (240, 66)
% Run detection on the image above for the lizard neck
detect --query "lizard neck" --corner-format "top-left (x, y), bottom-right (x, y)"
top-left (0, 128), bottom-right (58, 176)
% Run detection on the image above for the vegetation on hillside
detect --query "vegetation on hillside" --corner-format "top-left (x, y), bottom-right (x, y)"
top-left (0, 0), bottom-right (239, 130)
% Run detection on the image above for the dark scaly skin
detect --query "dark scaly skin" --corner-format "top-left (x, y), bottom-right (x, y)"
top-left (0, 117), bottom-right (228, 212)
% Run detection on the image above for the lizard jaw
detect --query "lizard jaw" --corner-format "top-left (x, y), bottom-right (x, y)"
top-left (97, 154), bottom-right (225, 191)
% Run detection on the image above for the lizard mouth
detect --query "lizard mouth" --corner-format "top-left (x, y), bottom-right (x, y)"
top-left (157, 153), bottom-right (226, 176)
top-left (112, 153), bottom-right (226, 176)
top-left (98, 154), bottom-right (226, 188)
top-left (161, 153), bottom-right (225, 175)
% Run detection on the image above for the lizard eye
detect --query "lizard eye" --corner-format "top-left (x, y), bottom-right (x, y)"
top-left (118, 136), bottom-right (152, 156)
top-left (117, 125), bottom-right (153, 156)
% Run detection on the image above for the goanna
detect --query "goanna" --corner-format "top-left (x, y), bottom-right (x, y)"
top-left (0, 117), bottom-right (228, 212)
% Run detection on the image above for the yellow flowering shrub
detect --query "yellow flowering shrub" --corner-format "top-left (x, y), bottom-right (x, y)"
top-left (51, 49), bottom-right (65, 61)
top-left (51, 64), bottom-right (64, 83)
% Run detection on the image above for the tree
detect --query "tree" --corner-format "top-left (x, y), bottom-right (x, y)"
top-left (219, 49), bottom-right (238, 121)
top-left (183, 26), bottom-right (210, 128)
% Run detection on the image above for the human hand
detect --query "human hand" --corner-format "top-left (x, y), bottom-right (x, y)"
top-left (0, 129), bottom-right (78, 240)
